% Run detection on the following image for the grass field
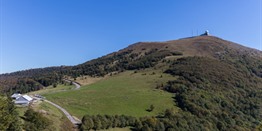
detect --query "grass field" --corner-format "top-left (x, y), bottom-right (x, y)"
top-left (68, 75), bottom-right (103, 86)
top-left (44, 70), bottom-right (178, 119)
top-left (28, 83), bottom-right (75, 95)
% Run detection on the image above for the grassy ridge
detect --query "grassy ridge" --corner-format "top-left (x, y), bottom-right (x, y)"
top-left (44, 70), bottom-right (177, 118)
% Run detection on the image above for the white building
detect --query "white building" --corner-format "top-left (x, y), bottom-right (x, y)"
top-left (14, 95), bottom-right (33, 105)
top-left (11, 93), bottom-right (21, 99)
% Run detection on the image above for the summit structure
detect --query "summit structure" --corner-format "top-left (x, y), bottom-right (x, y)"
top-left (201, 30), bottom-right (210, 36)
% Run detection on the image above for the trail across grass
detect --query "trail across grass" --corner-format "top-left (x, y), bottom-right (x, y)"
top-left (44, 70), bottom-right (177, 118)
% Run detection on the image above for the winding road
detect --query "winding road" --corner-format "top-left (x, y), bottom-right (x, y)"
top-left (44, 79), bottom-right (82, 125)
top-left (45, 100), bottom-right (81, 125)
top-left (63, 79), bottom-right (81, 90)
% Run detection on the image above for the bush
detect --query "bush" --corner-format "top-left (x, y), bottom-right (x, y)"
top-left (23, 108), bottom-right (51, 131)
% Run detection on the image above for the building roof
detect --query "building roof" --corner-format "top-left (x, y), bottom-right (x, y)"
top-left (15, 100), bottom-right (30, 104)
top-left (13, 94), bottom-right (33, 105)
top-left (22, 95), bottom-right (33, 101)
top-left (11, 93), bottom-right (21, 99)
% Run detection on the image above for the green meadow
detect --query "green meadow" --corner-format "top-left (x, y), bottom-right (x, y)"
top-left (44, 70), bottom-right (177, 119)
top-left (28, 84), bottom-right (74, 95)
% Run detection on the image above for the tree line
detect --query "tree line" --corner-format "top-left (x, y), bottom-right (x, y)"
top-left (80, 109), bottom-right (211, 131)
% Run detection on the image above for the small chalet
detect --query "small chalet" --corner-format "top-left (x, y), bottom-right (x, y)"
top-left (14, 95), bottom-right (33, 105)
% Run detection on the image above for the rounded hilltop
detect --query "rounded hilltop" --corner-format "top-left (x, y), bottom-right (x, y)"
top-left (119, 34), bottom-right (262, 59)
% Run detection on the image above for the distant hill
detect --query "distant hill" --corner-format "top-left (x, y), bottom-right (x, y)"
top-left (0, 36), bottom-right (261, 93)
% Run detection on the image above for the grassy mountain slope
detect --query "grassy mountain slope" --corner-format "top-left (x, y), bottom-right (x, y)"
top-left (43, 70), bottom-right (176, 118)
top-left (0, 35), bottom-right (262, 130)
top-left (1, 36), bottom-right (261, 93)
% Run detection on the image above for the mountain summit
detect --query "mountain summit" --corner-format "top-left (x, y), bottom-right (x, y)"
top-left (122, 35), bottom-right (261, 58)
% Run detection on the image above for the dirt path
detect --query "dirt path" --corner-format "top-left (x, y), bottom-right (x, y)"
top-left (44, 99), bottom-right (81, 125)
top-left (44, 79), bottom-right (82, 125)
top-left (63, 79), bottom-right (81, 89)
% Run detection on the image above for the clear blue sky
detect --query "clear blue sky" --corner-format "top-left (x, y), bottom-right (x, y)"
top-left (0, 0), bottom-right (261, 74)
